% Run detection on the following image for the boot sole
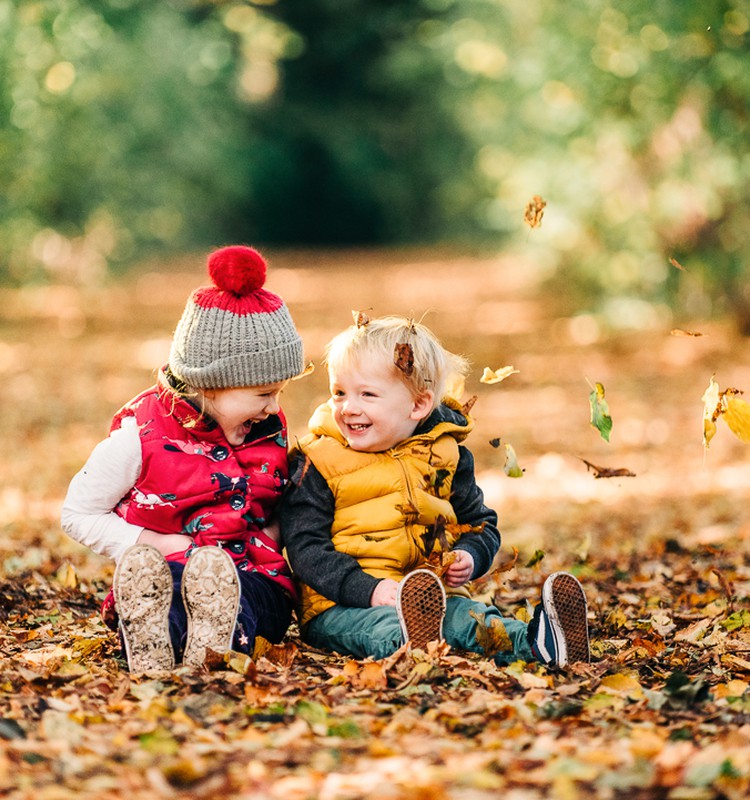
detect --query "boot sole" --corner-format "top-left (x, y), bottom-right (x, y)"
top-left (182, 547), bottom-right (240, 667)
top-left (113, 544), bottom-right (175, 673)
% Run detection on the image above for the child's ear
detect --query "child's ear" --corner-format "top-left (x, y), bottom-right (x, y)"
top-left (410, 390), bottom-right (434, 421)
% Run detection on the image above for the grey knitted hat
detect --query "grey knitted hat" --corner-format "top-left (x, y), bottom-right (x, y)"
top-left (168, 246), bottom-right (304, 389)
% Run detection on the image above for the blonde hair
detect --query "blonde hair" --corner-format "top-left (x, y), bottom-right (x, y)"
top-left (324, 316), bottom-right (469, 409)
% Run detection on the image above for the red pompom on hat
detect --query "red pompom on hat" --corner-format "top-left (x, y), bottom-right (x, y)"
top-left (168, 245), bottom-right (304, 389)
top-left (207, 245), bottom-right (267, 295)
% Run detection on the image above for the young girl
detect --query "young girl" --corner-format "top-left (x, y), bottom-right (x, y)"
top-left (62, 245), bottom-right (305, 673)
top-left (281, 315), bottom-right (590, 667)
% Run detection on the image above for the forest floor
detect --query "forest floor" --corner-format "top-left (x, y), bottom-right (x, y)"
top-left (1, 246), bottom-right (750, 799)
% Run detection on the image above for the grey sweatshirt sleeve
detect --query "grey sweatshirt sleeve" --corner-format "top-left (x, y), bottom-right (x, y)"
top-left (450, 446), bottom-right (501, 580)
top-left (280, 455), bottom-right (380, 608)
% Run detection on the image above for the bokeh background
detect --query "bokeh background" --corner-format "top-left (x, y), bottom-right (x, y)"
top-left (2, 0), bottom-right (750, 580)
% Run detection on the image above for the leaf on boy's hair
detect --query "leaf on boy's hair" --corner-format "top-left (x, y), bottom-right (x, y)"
top-left (461, 395), bottom-right (478, 416)
top-left (469, 610), bottom-right (513, 657)
top-left (523, 195), bottom-right (546, 229)
top-left (503, 443), bottom-right (524, 477)
top-left (394, 342), bottom-right (414, 377)
top-left (525, 549), bottom-right (545, 568)
top-left (352, 310), bottom-right (370, 328)
top-left (589, 381), bottom-right (613, 442)
top-left (579, 457), bottom-right (636, 479)
top-left (480, 366), bottom-right (519, 385)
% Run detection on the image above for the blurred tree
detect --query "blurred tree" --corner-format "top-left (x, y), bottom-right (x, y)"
top-left (245, 0), bottom-right (479, 244)
top-left (0, 0), bottom-right (290, 282)
top-left (2, 0), bottom-right (750, 333)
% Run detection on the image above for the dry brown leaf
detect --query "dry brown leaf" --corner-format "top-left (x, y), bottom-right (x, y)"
top-left (394, 342), bottom-right (414, 377)
top-left (579, 458), bottom-right (636, 479)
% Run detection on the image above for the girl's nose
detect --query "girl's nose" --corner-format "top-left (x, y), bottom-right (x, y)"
top-left (265, 396), bottom-right (280, 414)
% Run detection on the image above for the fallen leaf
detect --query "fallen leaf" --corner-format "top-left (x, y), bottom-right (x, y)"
top-left (525, 549), bottom-right (545, 568)
top-left (469, 610), bottom-right (513, 657)
top-left (524, 195), bottom-right (546, 229)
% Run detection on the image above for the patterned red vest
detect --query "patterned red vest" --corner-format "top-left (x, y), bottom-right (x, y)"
top-left (111, 380), bottom-right (296, 599)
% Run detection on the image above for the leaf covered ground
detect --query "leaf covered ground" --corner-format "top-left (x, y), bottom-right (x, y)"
top-left (1, 248), bottom-right (750, 799)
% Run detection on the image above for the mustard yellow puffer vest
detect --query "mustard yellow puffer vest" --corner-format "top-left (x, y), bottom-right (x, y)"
top-left (295, 400), bottom-right (472, 625)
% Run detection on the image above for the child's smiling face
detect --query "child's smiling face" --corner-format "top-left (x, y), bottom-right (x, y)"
top-left (202, 382), bottom-right (287, 446)
top-left (329, 359), bottom-right (433, 452)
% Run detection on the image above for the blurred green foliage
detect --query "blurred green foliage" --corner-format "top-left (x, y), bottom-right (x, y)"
top-left (2, 0), bottom-right (750, 329)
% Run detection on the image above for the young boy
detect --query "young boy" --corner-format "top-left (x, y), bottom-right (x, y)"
top-left (281, 315), bottom-right (590, 667)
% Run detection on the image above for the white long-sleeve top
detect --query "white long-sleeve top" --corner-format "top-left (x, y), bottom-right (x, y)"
top-left (61, 416), bottom-right (145, 562)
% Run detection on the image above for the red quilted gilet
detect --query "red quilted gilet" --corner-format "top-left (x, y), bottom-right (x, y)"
top-left (111, 379), bottom-right (296, 599)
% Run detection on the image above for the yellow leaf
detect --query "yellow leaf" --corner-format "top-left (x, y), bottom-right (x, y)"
top-left (480, 366), bottom-right (519, 385)
top-left (469, 610), bottom-right (513, 657)
top-left (600, 673), bottom-right (644, 700)
top-left (723, 395), bottom-right (750, 442)
top-left (55, 562), bottom-right (78, 588)
top-left (503, 443), bottom-right (524, 478)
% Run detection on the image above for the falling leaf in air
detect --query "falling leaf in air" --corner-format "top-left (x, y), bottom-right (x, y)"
top-left (579, 458), bottom-right (636, 479)
top-left (669, 257), bottom-right (686, 271)
top-left (292, 360), bottom-right (316, 380)
top-left (721, 388), bottom-right (750, 443)
top-left (461, 395), bottom-right (478, 416)
top-left (702, 376), bottom-right (720, 448)
top-left (670, 329), bottom-right (705, 337)
top-left (394, 342), bottom-right (414, 377)
top-left (352, 310), bottom-right (370, 328)
top-left (489, 437), bottom-right (501, 448)
top-left (524, 195), bottom-right (546, 229)
top-left (589, 381), bottom-right (613, 442)
top-left (480, 366), bottom-right (520, 385)
top-left (503, 443), bottom-right (524, 477)
top-left (702, 377), bottom-right (750, 447)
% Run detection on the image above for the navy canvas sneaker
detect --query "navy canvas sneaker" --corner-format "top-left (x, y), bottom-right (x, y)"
top-left (528, 572), bottom-right (590, 667)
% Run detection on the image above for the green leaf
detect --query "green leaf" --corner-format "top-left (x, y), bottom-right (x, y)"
top-left (589, 382), bottom-right (613, 442)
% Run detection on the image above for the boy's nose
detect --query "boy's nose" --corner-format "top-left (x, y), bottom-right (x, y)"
top-left (265, 397), bottom-right (280, 414)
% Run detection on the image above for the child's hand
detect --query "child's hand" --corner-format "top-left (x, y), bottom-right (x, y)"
top-left (137, 530), bottom-right (193, 558)
top-left (444, 550), bottom-right (474, 587)
top-left (370, 578), bottom-right (399, 607)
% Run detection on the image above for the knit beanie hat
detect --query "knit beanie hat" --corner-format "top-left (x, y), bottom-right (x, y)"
top-left (168, 246), bottom-right (304, 389)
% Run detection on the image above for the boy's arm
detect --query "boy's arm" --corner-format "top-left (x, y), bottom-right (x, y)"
top-left (450, 446), bottom-right (501, 580)
top-left (281, 456), bottom-right (380, 607)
